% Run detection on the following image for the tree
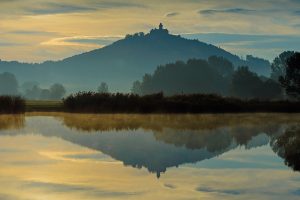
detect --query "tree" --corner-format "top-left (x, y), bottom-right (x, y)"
top-left (271, 51), bottom-right (295, 81)
top-left (24, 83), bottom-right (66, 100)
top-left (231, 66), bottom-right (282, 99)
top-left (261, 79), bottom-right (282, 99)
top-left (245, 55), bottom-right (271, 76)
top-left (279, 52), bottom-right (300, 100)
top-left (132, 58), bottom-right (229, 96)
top-left (131, 81), bottom-right (142, 94)
top-left (21, 81), bottom-right (39, 93)
top-left (208, 56), bottom-right (234, 77)
top-left (231, 67), bottom-right (262, 99)
top-left (0, 72), bottom-right (19, 95)
top-left (40, 89), bottom-right (51, 100)
top-left (49, 83), bottom-right (66, 100)
top-left (97, 82), bottom-right (109, 93)
top-left (25, 85), bottom-right (42, 100)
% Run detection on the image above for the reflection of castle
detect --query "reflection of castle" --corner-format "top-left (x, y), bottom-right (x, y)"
top-left (149, 23), bottom-right (169, 36)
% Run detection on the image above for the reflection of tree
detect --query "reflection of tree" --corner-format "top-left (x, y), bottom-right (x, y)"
top-left (272, 125), bottom-right (300, 171)
top-left (0, 114), bottom-right (24, 131)
top-left (230, 124), bottom-right (282, 146)
top-left (152, 123), bottom-right (284, 153)
top-left (153, 129), bottom-right (232, 152)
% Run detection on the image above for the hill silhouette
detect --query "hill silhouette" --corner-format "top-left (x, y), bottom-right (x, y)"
top-left (0, 24), bottom-right (270, 92)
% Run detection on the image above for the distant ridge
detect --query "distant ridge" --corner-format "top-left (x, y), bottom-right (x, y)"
top-left (0, 24), bottom-right (271, 92)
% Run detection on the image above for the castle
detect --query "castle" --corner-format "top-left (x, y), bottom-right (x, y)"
top-left (150, 23), bottom-right (169, 36)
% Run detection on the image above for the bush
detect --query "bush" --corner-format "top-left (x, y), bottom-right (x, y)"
top-left (63, 92), bottom-right (300, 113)
top-left (0, 96), bottom-right (25, 113)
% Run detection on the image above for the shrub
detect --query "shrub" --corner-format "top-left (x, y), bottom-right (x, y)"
top-left (63, 92), bottom-right (300, 113)
top-left (0, 96), bottom-right (25, 113)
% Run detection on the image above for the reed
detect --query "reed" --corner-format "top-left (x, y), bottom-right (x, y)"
top-left (63, 92), bottom-right (300, 113)
top-left (0, 96), bottom-right (25, 114)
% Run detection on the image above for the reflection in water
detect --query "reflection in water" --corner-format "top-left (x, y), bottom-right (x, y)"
top-left (1, 113), bottom-right (300, 177)
top-left (0, 114), bottom-right (24, 130)
top-left (272, 125), bottom-right (300, 171)
top-left (26, 112), bottom-right (298, 131)
top-left (57, 113), bottom-right (300, 176)
top-left (1, 113), bottom-right (300, 200)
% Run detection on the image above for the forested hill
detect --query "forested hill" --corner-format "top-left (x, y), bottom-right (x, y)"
top-left (0, 24), bottom-right (270, 92)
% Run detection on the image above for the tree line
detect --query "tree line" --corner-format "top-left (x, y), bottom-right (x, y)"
top-left (131, 52), bottom-right (300, 100)
top-left (0, 73), bottom-right (66, 100)
top-left (63, 92), bottom-right (300, 113)
top-left (0, 51), bottom-right (299, 102)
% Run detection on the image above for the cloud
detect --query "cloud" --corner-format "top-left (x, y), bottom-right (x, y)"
top-left (196, 186), bottom-right (244, 195)
top-left (164, 183), bottom-right (176, 189)
top-left (0, 0), bottom-right (20, 3)
top-left (26, 2), bottom-right (97, 15)
top-left (8, 30), bottom-right (59, 36)
top-left (294, 10), bottom-right (300, 15)
top-left (8, 160), bottom-right (57, 166)
top-left (21, 1), bottom-right (147, 15)
top-left (292, 189), bottom-right (300, 196)
top-left (41, 35), bottom-right (123, 47)
top-left (0, 41), bottom-right (24, 47)
top-left (165, 12), bottom-right (180, 17)
top-left (294, 24), bottom-right (300, 28)
top-left (64, 152), bottom-right (113, 161)
top-left (23, 181), bottom-right (141, 197)
top-left (90, 1), bottom-right (146, 9)
top-left (199, 8), bottom-right (255, 15)
top-left (182, 32), bottom-right (300, 60)
top-left (0, 148), bottom-right (21, 153)
top-left (0, 194), bottom-right (25, 200)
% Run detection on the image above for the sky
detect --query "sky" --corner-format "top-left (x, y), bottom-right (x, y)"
top-left (0, 0), bottom-right (300, 63)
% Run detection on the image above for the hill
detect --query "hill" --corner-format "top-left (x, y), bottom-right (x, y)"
top-left (0, 24), bottom-right (271, 92)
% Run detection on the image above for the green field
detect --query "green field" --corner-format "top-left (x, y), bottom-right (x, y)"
top-left (25, 100), bottom-right (64, 112)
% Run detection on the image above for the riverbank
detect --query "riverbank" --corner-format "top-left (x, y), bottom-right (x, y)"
top-left (24, 93), bottom-right (300, 113)
top-left (25, 100), bottom-right (64, 112)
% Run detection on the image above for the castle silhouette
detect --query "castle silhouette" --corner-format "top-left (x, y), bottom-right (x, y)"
top-left (150, 23), bottom-right (169, 36)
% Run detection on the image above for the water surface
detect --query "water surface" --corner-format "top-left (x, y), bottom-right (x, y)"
top-left (0, 113), bottom-right (300, 200)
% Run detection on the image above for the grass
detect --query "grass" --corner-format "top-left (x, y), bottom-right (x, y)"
top-left (25, 100), bottom-right (63, 112)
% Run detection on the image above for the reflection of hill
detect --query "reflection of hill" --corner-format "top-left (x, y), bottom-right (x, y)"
top-left (3, 113), bottom-right (300, 177)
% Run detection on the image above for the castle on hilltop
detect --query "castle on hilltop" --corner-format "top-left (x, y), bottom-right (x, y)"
top-left (150, 23), bottom-right (169, 36)
top-left (125, 23), bottom-right (170, 39)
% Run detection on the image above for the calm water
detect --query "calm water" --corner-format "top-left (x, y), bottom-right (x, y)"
top-left (0, 113), bottom-right (300, 200)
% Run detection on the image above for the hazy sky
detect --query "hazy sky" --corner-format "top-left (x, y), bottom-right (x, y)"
top-left (0, 0), bottom-right (300, 62)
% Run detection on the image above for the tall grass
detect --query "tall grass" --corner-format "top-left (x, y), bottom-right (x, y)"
top-left (63, 92), bottom-right (300, 113)
top-left (0, 96), bottom-right (25, 114)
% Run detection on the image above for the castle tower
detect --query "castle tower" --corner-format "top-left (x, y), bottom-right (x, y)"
top-left (159, 23), bottom-right (163, 30)
top-left (149, 23), bottom-right (169, 36)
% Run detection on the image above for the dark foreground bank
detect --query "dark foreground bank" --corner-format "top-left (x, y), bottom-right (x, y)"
top-left (0, 96), bottom-right (25, 113)
top-left (62, 92), bottom-right (300, 113)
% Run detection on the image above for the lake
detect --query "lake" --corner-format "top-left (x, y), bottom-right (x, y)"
top-left (0, 113), bottom-right (300, 200)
